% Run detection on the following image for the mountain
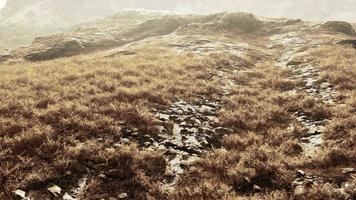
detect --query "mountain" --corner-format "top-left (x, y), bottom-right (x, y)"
top-left (0, 0), bottom-right (130, 49)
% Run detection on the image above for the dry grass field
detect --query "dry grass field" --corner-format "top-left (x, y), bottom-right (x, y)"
top-left (0, 47), bottom-right (222, 199)
top-left (0, 10), bottom-right (355, 200)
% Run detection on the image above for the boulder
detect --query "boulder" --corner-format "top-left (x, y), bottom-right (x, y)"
top-left (284, 19), bottom-right (303, 26)
top-left (23, 31), bottom-right (123, 61)
top-left (217, 12), bottom-right (263, 33)
top-left (24, 35), bottom-right (85, 61)
top-left (322, 21), bottom-right (355, 35)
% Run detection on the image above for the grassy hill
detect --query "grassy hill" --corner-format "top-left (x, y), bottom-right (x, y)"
top-left (0, 10), bottom-right (355, 200)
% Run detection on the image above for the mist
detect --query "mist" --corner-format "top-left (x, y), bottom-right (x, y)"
top-left (1, 0), bottom-right (356, 22)
top-left (0, 0), bottom-right (6, 9)
top-left (107, 0), bottom-right (356, 22)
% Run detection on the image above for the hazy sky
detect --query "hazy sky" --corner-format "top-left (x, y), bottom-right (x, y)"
top-left (0, 0), bottom-right (6, 9)
top-left (0, 0), bottom-right (355, 22)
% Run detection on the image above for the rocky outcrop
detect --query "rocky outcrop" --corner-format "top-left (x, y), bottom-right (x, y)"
top-left (322, 21), bottom-right (355, 35)
top-left (217, 12), bottom-right (263, 33)
top-left (337, 39), bottom-right (356, 48)
top-left (121, 15), bottom-right (190, 41)
top-left (22, 30), bottom-right (124, 61)
top-left (2, 12), bottom-right (268, 62)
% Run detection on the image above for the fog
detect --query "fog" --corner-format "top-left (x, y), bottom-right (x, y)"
top-left (0, 0), bottom-right (6, 9)
top-left (1, 0), bottom-right (356, 22)
top-left (122, 0), bottom-right (356, 22)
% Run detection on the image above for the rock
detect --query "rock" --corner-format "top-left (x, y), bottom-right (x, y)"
top-left (21, 30), bottom-right (124, 61)
top-left (131, 128), bottom-right (139, 132)
top-left (157, 113), bottom-right (170, 121)
top-left (322, 21), bottom-right (355, 35)
top-left (337, 39), bottom-right (356, 48)
top-left (287, 60), bottom-right (303, 66)
top-left (253, 184), bottom-right (262, 191)
top-left (63, 193), bottom-right (75, 200)
top-left (13, 190), bottom-right (26, 198)
top-left (121, 138), bottom-right (130, 144)
top-left (118, 192), bottom-right (128, 199)
top-left (47, 185), bottom-right (61, 197)
top-left (342, 168), bottom-right (356, 174)
top-left (130, 132), bottom-right (139, 136)
top-left (98, 174), bottom-right (107, 179)
top-left (215, 127), bottom-right (234, 134)
top-left (284, 19), bottom-right (303, 26)
top-left (296, 170), bottom-right (306, 177)
top-left (217, 12), bottom-right (263, 33)
top-left (114, 143), bottom-right (122, 148)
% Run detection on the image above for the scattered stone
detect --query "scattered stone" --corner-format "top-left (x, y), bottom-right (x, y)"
top-left (342, 168), bottom-right (356, 174)
top-left (253, 184), bottom-right (262, 191)
top-left (215, 127), bottom-right (234, 134)
top-left (63, 193), bottom-right (75, 200)
top-left (297, 170), bottom-right (306, 177)
top-left (131, 132), bottom-right (139, 136)
top-left (121, 138), bottom-right (130, 144)
top-left (118, 193), bottom-right (128, 199)
top-left (157, 113), bottom-right (170, 121)
top-left (47, 185), bottom-right (61, 197)
top-left (114, 143), bottom-right (122, 148)
top-left (14, 190), bottom-right (26, 198)
top-left (98, 174), bottom-right (107, 179)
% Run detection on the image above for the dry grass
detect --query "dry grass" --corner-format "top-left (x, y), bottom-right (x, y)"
top-left (1, 41), bottom-right (355, 199)
top-left (0, 47), bottom-right (222, 199)
top-left (171, 62), bottom-right (320, 199)
top-left (171, 54), bottom-right (354, 199)
top-left (307, 46), bottom-right (356, 168)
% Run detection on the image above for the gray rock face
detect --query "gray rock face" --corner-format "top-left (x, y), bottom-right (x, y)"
top-left (322, 21), bottom-right (355, 35)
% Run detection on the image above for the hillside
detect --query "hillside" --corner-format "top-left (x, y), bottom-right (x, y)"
top-left (1, 0), bottom-right (356, 50)
top-left (0, 9), bottom-right (356, 200)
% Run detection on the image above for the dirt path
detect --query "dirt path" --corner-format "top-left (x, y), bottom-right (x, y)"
top-left (269, 32), bottom-right (336, 158)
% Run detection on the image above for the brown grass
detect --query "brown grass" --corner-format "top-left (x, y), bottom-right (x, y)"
top-left (171, 62), bottom-right (316, 199)
top-left (1, 42), bottom-right (355, 199)
top-left (307, 46), bottom-right (356, 168)
top-left (0, 47), bottom-right (221, 199)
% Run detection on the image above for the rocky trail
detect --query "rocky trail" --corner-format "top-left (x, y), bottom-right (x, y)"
top-left (270, 32), bottom-right (336, 158)
top-left (115, 45), bottom-right (242, 191)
